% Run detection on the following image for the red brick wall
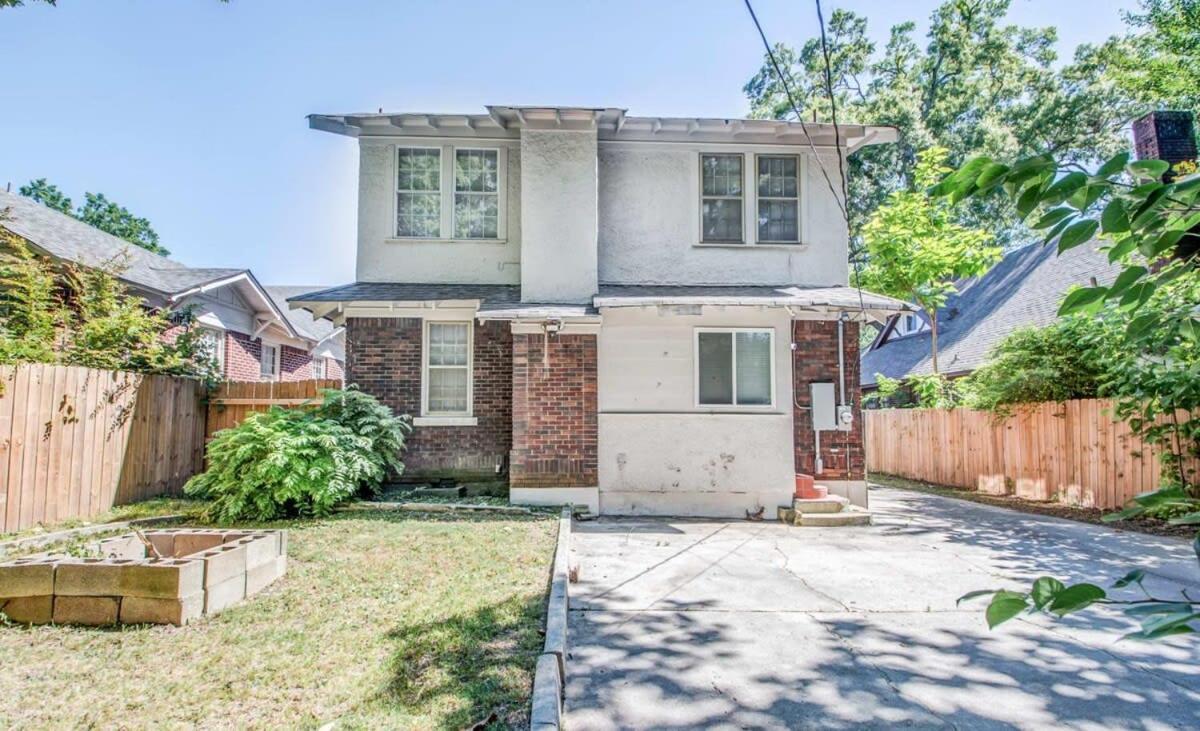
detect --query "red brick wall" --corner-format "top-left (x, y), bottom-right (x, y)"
top-left (225, 331), bottom-right (262, 381)
top-left (792, 320), bottom-right (865, 481)
top-left (344, 317), bottom-right (512, 480)
top-left (510, 333), bottom-right (598, 488)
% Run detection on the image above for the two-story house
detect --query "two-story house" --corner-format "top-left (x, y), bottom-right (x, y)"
top-left (291, 106), bottom-right (907, 517)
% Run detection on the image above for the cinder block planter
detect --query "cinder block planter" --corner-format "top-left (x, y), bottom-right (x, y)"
top-left (0, 529), bottom-right (288, 627)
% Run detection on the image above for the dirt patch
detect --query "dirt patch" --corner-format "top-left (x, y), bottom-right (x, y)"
top-left (870, 474), bottom-right (1198, 540)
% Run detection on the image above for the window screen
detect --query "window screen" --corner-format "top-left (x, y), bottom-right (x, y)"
top-left (701, 154), bottom-right (744, 243)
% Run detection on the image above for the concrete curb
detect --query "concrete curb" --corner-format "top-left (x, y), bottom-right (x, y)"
top-left (0, 515), bottom-right (187, 558)
top-left (339, 501), bottom-right (535, 516)
top-left (530, 506), bottom-right (572, 730)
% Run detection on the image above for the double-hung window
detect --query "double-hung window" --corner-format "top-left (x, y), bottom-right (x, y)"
top-left (424, 322), bottom-right (471, 415)
top-left (696, 329), bottom-right (774, 407)
top-left (197, 327), bottom-right (225, 374)
top-left (312, 357), bottom-right (326, 380)
top-left (396, 146), bottom-right (503, 240)
top-left (756, 155), bottom-right (800, 243)
top-left (396, 148), bottom-right (442, 238)
top-left (700, 154), bottom-right (744, 243)
top-left (260, 343), bottom-right (279, 380)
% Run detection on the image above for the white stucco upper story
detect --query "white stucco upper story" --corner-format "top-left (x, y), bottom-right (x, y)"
top-left (312, 106), bottom-right (896, 303)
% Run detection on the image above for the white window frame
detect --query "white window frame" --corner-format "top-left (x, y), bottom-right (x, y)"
top-left (259, 342), bottom-right (280, 381)
top-left (393, 144), bottom-right (507, 242)
top-left (894, 312), bottom-right (927, 337)
top-left (754, 153), bottom-right (802, 244)
top-left (693, 327), bottom-right (776, 409)
top-left (197, 326), bottom-right (225, 375)
top-left (698, 152), bottom-right (747, 244)
top-left (312, 356), bottom-right (325, 380)
top-left (421, 320), bottom-right (474, 417)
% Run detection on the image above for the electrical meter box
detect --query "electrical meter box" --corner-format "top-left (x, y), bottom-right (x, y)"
top-left (810, 383), bottom-right (838, 431)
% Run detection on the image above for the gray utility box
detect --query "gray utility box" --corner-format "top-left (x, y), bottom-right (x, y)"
top-left (811, 383), bottom-right (839, 431)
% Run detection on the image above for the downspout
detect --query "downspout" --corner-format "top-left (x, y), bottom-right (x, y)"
top-left (837, 312), bottom-right (847, 409)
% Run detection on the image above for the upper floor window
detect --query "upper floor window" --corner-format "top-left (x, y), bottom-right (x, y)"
top-left (757, 155), bottom-right (800, 243)
top-left (894, 312), bottom-right (926, 337)
top-left (700, 154), bottom-right (744, 243)
top-left (396, 146), bottom-right (504, 240)
top-left (396, 148), bottom-right (442, 238)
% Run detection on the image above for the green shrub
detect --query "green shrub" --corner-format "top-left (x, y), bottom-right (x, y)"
top-left (185, 388), bottom-right (412, 522)
top-left (315, 386), bottom-right (413, 495)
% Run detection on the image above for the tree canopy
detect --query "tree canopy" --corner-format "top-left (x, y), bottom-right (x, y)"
top-left (19, 179), bottom-right (170, 256)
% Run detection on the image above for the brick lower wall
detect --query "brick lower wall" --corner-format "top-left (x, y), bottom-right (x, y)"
top-left (510, 333), bottom-right (598, 488)
top-left (226, 331), bottom-right (262, 381)
top-left (345, 317), bottom-right (512, 480)
top-left (793, 320), bottom-right (865, 481)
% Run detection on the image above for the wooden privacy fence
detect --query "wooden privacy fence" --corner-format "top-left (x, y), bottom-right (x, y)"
top-left (0, 364), bottom-right (207, 533)
top-left (206, 379), bottom-right (342, 439)
top-left (865, 399), bottom-right (1199, 509)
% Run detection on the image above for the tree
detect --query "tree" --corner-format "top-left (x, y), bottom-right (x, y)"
top-left (18, 180), bottom-right (170, 256)
top-left (1098, 0), bottom-right (1200, 113)
top-left (744, 0), bottom-right (1139, 245)
top-left (859, 147), bottom-right (1001, 373)
top-left (935, 148), bottom-right (1200, 640)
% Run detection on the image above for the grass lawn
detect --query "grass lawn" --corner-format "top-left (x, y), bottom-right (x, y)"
top-left (0, 508), bottom-right (558, 729)
top-left (0, 497), bottom-right (206, 543)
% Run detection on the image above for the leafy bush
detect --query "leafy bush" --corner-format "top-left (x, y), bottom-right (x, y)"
top-left (186, 389), bottom-right (411, 522)
top-left (315, 386), bottom-right (413, 495)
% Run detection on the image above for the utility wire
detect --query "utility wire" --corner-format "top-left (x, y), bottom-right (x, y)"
top-left (743, 0), bottom-right (869, 316)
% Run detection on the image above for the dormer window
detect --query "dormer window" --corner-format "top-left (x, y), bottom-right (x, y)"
top-left (895, 312), bottom-right (926, 337)
top-left (395, 146), bottom-right (506, 241)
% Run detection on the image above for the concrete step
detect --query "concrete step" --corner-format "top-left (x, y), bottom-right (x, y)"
top-left (793, 496), bottom-right (850, 514)
top-left (796, 507), bottom-right (872, 527)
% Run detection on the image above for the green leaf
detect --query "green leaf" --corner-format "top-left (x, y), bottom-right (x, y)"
top-left (1180, 319), bottom-right (1200, 342)
top-left (1111, 570), bottom-right (1145, 589)
top-left (957, 589), bottom-right (997, 605)
top-left (1126, 602), bottom-right (1195, 617)
top-left (1122, 623), bottom-right (1196, 641)
top-left (986, 591), bottom-right (1030, 628)
top-left (1105, 266), bottom-right (1148, 299)
top-left (1096, 151), bottom-right (1130, 177)
top-left (1127, 159), bottom-right (1170, 179)
top-left (1100, 199), bottom-right (1129, 234)
top-left (1016, 182), bottom-right (1045, 219)
top-left (1168, 511), bottom-right (1200, 525)
top-left (1106, 235), bottom-right (1138, 262)
top-left (1048, 584), bottom-right (1106, 616)
top-left (1058, 285), bottom-right (1108, 315)
top-left (1119, 281), bottom-right (1156, 310)
top-left (976, 163), bottom-right (1010, 190)
top-left (1042, 172), bottom-right (1088, 204)
top-left (1057, 219), bottom-right (1099, 252)
top-left (1033, 207), bottom-right (1075, 230)
top-left (1102, 504), bottom-right (1146, 522)
top-left (1030, 576), bottom-right (1066, 609)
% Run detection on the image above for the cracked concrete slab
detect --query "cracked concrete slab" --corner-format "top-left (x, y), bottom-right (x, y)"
top-left (566, 486), bottom-right (1200, 730)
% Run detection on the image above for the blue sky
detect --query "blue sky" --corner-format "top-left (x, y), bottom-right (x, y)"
top-left (0, 0), bottom-right (1137, 286)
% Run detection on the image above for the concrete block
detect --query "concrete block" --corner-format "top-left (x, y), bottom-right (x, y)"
top-left (793, 496), bottom-right (850, 514)
top-left (1, 595), bottom-right (53, 623)
top-left (53, 596), bottom-right (120, 626)
top-left (54, 559), bottom-right (138, 596)
top-left (204, 573), bottom-right (246, 615)
top-left (120, 592), bottom-right (204, 626)
top-left (530, 652), bottom-right (563, 728)
top-left (96, 535), bottom-right (147, 560)
top-left (245, 556), bottom-right (286, 596)
top-left (239, 534), bottom-right (278, 570)
top-left (0, 558), bottom-right (56, 598)
top-left (798, 509), bottom-right (872, 527)
top-left (198, 543), bottom-right (248, 588)
top-left (141, 531), bottom-right (176, 558)
top-left (119, 559), bottom-right (204, 599)
top-left (173, 531), bottom-right (226, 558)
top-left (278, 530), bottom-right (288, 557)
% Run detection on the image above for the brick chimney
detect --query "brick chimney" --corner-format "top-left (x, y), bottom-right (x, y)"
top-left (1132, 110), bottom-right (1197, 179)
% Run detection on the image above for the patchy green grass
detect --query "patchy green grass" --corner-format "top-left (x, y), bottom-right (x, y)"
top-left (0, 497), bottom-right (206, 542)
top-left (0, 509), bottom-right (557, 729)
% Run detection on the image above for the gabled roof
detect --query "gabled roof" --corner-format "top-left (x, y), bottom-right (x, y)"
top-left (860, 239), bottom-right (1122, 386)
top-left (264, 286), bottom-right (343, 342)
top-left (0, 189), bottom-right (307, 343)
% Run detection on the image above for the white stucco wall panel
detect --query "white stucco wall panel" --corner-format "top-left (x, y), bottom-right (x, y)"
top-left (598, 413), bottom-right (794, 517)
top-left (520, 129), bottom-right (599, 303)
top-left (597, 145), bottom-right (849, 286)
top-left (355, 140), bottom-right (522, 284)
top-left (596, 305), bottom-right (796, 516)
top-left (177, 292), bottom-right (255, 335)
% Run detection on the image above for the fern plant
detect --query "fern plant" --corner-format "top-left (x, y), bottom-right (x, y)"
top-left (315, 386), bottom-right (412, 495)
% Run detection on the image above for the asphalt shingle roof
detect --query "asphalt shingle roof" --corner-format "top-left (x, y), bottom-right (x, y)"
top-left (860, 239), bottom-right (1121, 386)
top-left (0, 189), bottom-right (244, 296)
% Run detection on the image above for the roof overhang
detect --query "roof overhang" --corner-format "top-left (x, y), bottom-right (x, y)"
top-left (309, 106), bottom-right (897, 150)
top-left (170, 271), bottom-right (305, 342)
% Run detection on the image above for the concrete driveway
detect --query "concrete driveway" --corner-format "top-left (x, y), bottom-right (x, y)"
top-left (565, 486), bottom-right (1200, 730)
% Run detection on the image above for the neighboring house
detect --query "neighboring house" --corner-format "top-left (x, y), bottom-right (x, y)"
top-left (293, 105), bottom-right (908, 516)
top-left (0, 189), bottom-right (344, 381)
top-left (861, 238), bottom-right (1121, 390)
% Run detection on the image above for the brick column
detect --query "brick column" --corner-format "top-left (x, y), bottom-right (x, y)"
top-left (792, 320), bottom-right (865, 481)
top-left (509, 332), bottom-right (598, 488)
